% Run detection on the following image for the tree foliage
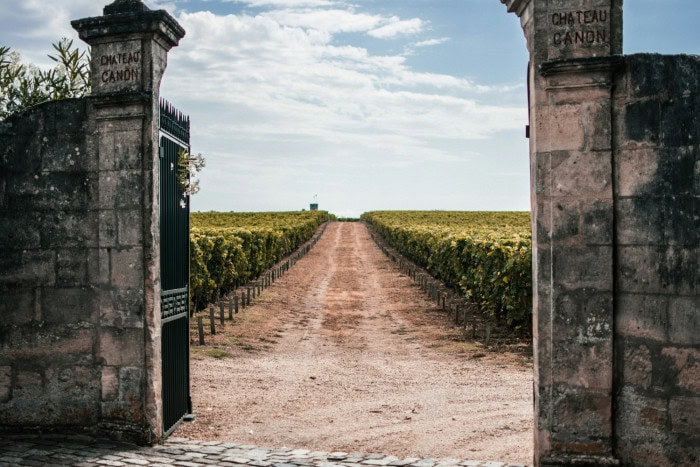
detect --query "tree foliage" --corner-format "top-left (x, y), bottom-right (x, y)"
top-left (0, 38), bottom-right (90, 120)
top-left (177, 148), bottom-right (206, 196)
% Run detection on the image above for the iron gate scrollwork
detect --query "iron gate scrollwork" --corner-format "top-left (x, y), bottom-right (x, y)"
top-left (159, 99), bottom-right (192, 436)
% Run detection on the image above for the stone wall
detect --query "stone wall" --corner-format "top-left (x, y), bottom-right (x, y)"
top-left (613, 53), bottom-right (700, 465)
top-left (503, 1), bottom-right (698, 465)
top-left (0, 99), bottom-right (101, 427)
top-left (0, 93), bottom-right (156, 442)
top-left (0, 0), bottom-right (184, 444)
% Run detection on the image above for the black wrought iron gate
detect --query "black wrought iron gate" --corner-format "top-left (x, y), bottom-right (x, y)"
top-left (159, 99), bottom-right (192, 436)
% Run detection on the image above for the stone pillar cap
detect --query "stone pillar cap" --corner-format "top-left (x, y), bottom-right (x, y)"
top-left (104, 0), bottom-right (151, 15)
top-left (72, 1), bottom-right (185, 48)
top-left (501, 0), bottom-right (529, 15)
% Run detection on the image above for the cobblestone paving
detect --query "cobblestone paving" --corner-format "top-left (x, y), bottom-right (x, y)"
top-left (0, 435), bottom-right (527, 467)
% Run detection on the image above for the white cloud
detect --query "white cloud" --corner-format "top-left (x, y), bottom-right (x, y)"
top-left (0, 0), bottom-right (100, 66)
top-left (368, 17), bottom-right (424, 39)
top-left (262, 8), bottom-right (382, 33)
top-left (228, 0), bottom-right (341, 7)
top-left (162, 8), bottom-right (525, 173)
top-left (414, 37), bottom-right (449, 47)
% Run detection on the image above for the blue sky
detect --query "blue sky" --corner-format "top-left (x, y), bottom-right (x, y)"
top-left (2, 1), bottom-right (699, 217)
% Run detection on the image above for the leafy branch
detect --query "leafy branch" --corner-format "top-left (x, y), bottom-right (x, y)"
top-left (178, 148), bottom-right (206, 196)
top-left (1, 38), bottom-right (90, 120)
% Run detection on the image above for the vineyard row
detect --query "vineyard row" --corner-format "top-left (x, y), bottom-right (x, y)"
top-left (361, 211), bottom-right (533, 329)
top-left (189, 211), bottom-right (335, 311)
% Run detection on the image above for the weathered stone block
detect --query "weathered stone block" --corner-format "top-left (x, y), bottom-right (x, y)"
top-left (551, 198), bottom-right (613, 245)
top-left (88, 248), bottom-right (112, 286)
top-left (42, 287), bottom-right (97, 324)
top-left (624, 100), bottom-right (661, 143)
top-left (534, 335), bottom-right (553, 388)
top-left (545, 1), bottom-right (617, 60)
top-left (615, 293), bottom-right (668, 341)
top-left (546, 75), bottom-right (615, 105)
top-left (7, 172), bottom-right (94, 212)
top-left (90, 39), bottom-right (144, 95)
top-left (554, 288), bottom-right (613, 338)
top-left (669, 397), bottom-right (700, 436)
top-left (42, 210), bottom-right (98, 248)
top-left (551, 200), bottom-right (582, 242)
top-left (552, 340), bottom-right (612, 390)
top-left (0, 250), bottom-right (56, 287)
top-left (622, 343), bottom-right (653, 390)
top-left (102, 366), bottom-right (118, 401)
top-left (550, 150), bottom-right (612, 197)
top-left (661, 348), bottom-right (700, 395)
top-left (3, 364), bottom-right (101, 425)
top-left (552, 246), bottom-right (612, 290)
top-left (99, 127), bottom-right (143, 171)
top-left (536, 383), bottom-right (553, 431)
top-left (99, 210), bottom-right (118, 248)
top-left (617, 246), bottom-right (695, 295)
top-left (0, 289), bottom-right (36, 325)
top-left (99, 172), bottom-right (117, 210)
top-left (100, 287), bottom-right (145, 329)
top-left (535, 152), bottom-right (551, 196)
top-left (581, 198), bottom-right (613, 244)
top-left (3, 130), bottom-right (41, 175)
top-left (0, 177), bottom-right (5, 209)
top-left (99, 170), bottom-right (143, 210)
top-left (582, 100), bottom-right (612, 151)
top-left (40, 109), bottom-right (91, 170)
top-left (15, 370), bottom-right (44, 400)
top-left (119, 367), bottom-right (144, 401)
top-left (660, 97), bottom-right (698, 148)
top-left (537, 106), bottom-right (585, 152)
top-left (0, 324), bottom-right (95, 365)
top-left (86, 248), bottom-right (101, 285)
top-left (535, 199), bottom-right (553, 245)
top-left (57, 249), bottom-right (88, 286)
top-left (111, 247), bottom-right (144, 288)
top-left (536, 246), bottom-right (553, 287)
top-left (550, 386), bottom-right (612, 450)
top-left (668, 296), bottom-right (700, 345)
top-left (41, 99), bottom-right (88, 134)
top-left (0, 366), bottom-right (11, 403)
top-left (615, 387), bottom-right (671, 465)
top-left (616, 197), bottom-right (664, 245)
top-left (0, 214), bottom-right (41, 249)
top-left (660, 195), bottom-right (697, 246)
top-left (615, 147), bottom-right (659, 197)
top-left (101, 399), bottom-right (144, 423)
top-left (98, 328), bottom-right (145, 366)
top-left (625, 55), bottom-right (673, 100)
top-left (46, 365), bottom-right (100, 403)
top-left (117, 209), bottom-right (143, 246)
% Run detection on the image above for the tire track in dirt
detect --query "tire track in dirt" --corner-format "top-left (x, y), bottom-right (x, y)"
top-left (175, 222), bottom-right (533, 463)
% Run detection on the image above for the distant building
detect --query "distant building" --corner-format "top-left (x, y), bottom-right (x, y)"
top-left (310, 203), bottom-right (318, 211)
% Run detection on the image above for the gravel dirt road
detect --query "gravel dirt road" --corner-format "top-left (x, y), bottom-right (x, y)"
top-left (174, 222), bottom-right (533, 464)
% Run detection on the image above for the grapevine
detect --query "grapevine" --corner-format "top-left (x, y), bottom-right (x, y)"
top-left (190, 211), bottom-right (335, 311)
top-left (361, 211), bottom-right (532, 329)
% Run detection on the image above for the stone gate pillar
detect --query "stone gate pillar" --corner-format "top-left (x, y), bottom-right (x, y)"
top-left (72, 0), bottom-right (184, 442)
top-left (502, 1), bottom-right (623, 465)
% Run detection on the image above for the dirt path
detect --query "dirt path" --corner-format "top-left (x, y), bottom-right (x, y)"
top-left (174, 222), bottom-right (533, 463)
